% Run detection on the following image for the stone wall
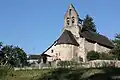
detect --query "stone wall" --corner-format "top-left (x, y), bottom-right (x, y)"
top-left (43, 44), bottom-right (55, 61)
top-left (96, 43), bottom-right (111, 53)
top-left (44, 44), bottom-right (75, 61)
top-left (54, 44), bottom-right (74, 61)
top-left (84, 40), bottom-right (94, 52)
top-left (89, 60), bottom-right (120, 68)
top-left (84, 39), bottom-right (111, 53)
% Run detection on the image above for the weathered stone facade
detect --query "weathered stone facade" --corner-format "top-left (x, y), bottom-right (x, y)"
top-left (43, 4), bottom-right (113, 62)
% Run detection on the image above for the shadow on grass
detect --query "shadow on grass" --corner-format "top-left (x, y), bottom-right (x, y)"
top-left (31, 68), bottom-right (120, 80)
top-left (84, 68), bottom-right (120, 80)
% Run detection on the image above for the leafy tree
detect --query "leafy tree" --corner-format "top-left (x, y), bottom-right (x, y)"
top-left (0, 42), bottom-right (3, 65)
top-left (13, 46), bottom-right (27, 67)
top-left (0, 44), bottom-right (27, 67)
top-left (0, 45), bottom-right (13, 66)
top-left (111, 34), bottom-right (120, 60)
top-left (0, 42), bottom-right (3, 48)
top-left (82, 15), bottom-right (96, 32)
top-left (87, 51), bottom-right (100, 61)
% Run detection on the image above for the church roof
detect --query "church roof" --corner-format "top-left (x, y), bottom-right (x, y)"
top-left (64, 4), bottom-right (79, 18)
top-left (56, 30), bottom-right (79, 46)
top-left (80, 30), bottom-right (114, 48)
top-left (41, 41), bottom-right (56, 54)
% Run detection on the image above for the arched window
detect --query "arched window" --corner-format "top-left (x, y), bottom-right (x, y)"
top-left (79, 56), bottom-right (83, 62)
top-left (67, 17), bottom-right (70, 25)
top-left (56, 53), bottom-right (58, 56)
top-left (72, 16), bottom-right (75, 24)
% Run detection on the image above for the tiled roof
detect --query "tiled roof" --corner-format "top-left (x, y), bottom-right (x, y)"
top-left (41, 41), bottom-right (56, 54)
top-left (80, 30), bottom-right (114, 48)
top-left (56, 30), bottom-right (79, 46)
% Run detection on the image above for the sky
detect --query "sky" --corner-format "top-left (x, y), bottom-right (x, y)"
top-left (0, 0), bottom-right (120, 54)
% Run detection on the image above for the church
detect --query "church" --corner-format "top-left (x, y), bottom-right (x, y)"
top-left (42, 4), bottom-right (114, 62)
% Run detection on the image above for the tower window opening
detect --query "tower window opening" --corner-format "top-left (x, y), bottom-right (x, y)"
top-left (69, 9), bottom-right (72, 16)
top-left (67, 20), bottom-right (69, 25)
top-left (72, 17), bottom-right (75, 24)
top-left (67, 17), bottom-right (70, 25)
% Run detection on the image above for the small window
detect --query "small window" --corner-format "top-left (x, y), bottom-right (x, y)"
top-left (79, 56), bottom-right (83, 62)
top-left (56, 53), bottom-right (58, 56)
top-left (67, 20), bottom-right (69, 25)
top-left (51, 50), bottom-right (53, 53)
top-left (67, 17), bottom-right (69, 19)
top-left (69, 9), bottom-right (72, 15)
top-left (72, 17), bottom-right (75, 23)
top-left (67, 17), bottom-right (70, 25)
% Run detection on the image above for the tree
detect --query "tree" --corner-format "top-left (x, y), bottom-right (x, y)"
top-left (13, 46), bottom-right (27, 67)
top-left (87, 51), bottom-right (100, 61)
top-left (0, 42), bottom-right (3, 65)
top-left (99, 52), bottom-right (114, 60)
top-left (0, 45), bottom-right (13, 66)
top-left (0, 42), bottom-right (3, 49)
top-left (0, 44), bottom-right (27, 67)
top-left (111, 34), bottom-right (120, 60)
top-left (82, 15), bottom-right (97, 32)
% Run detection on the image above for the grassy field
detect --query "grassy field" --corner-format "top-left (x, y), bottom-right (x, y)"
top-left (6, 69), bottom-right (51, 80)
top-left (34, 68), bottom-right (120, 80)
top-left (1, 67), bottom-right (120, 80)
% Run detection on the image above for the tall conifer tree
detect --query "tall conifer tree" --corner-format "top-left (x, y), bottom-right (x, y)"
top-left (82, 15), bottom-right (96, 32)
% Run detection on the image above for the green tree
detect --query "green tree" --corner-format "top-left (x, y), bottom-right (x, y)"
top-left (99, 52), bottom-right (114, 60)
top-left (87, 51), bottom-right (100, 61)
top-left (0, 42), bottom-right (3, 65)
top-left (0, 45), bottom-right (13, 66)
top-left (0, 45), bottom-right (27, 67)
top-left (13, 46), bottom-right (27, 67)
top-left (111, 34), bottom-right (120, 60)
top-left (0, 42), bottom-right (3, 48)
top-left (82, 15), bottom-right (96, 32)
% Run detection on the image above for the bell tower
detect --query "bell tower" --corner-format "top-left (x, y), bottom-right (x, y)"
top-left (64, 4), bottom-right (79, 27)
top-left (63, 4), bottom-right (82, 38)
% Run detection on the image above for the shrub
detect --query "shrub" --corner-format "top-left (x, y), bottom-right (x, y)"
top-left (87, 51), bottom-right (100, 61)
top-left (57, 61), bottom-right (71, 68)
top-left (99, 53), bottom-right (114, 60)
top-left (57, 60), bottom-right (79, 68)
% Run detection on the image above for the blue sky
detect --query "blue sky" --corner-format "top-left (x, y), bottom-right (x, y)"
top-left (0, 0), bottom-right (120, 54)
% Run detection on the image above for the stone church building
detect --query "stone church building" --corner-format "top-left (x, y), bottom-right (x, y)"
top-left (42, 4), bottom-right (114, 62)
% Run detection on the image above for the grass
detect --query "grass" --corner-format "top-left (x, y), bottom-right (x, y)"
top-left (6, 69), bottom-right (51, 80)
top-left (1, 67), bottom-right (120, 80)
top-left (32, 68), bottom-right (120, 80)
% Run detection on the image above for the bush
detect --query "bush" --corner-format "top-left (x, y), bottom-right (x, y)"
top-left (57, 61), bottom-right (72, 68)
top-left (57, 60), bottom-right (79, 68)
top-left (99, 53), bottom-right (114, 60)
top-left (87, 51), bottom-right (115, 61)
top-left (87, 51), bottom-right (100, 61)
